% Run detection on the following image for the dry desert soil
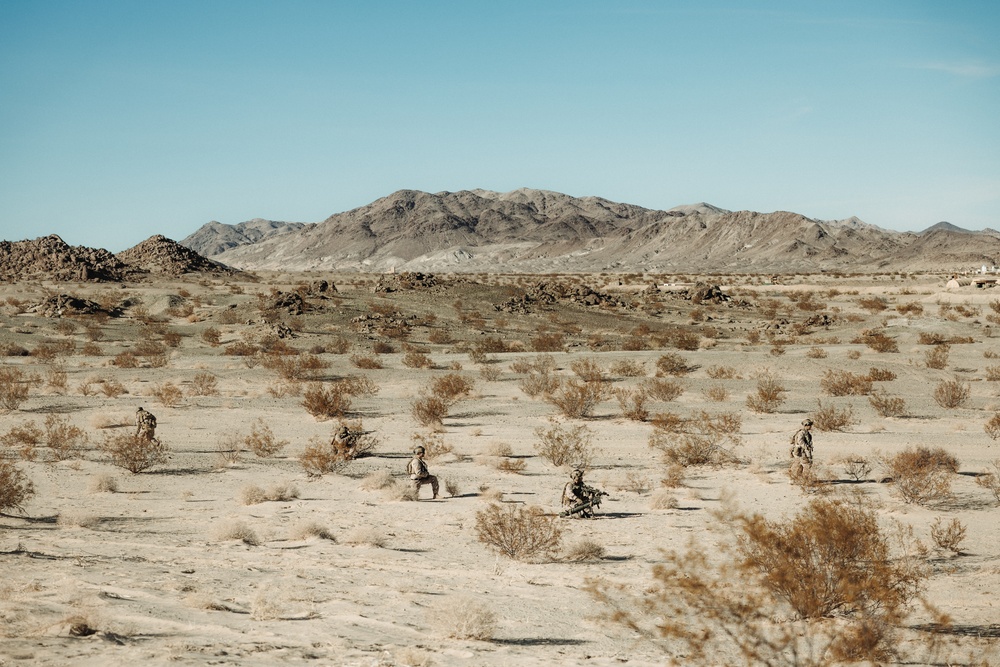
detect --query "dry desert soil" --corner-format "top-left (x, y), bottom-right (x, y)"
top-left (1, 271), bottom-right (999, 666)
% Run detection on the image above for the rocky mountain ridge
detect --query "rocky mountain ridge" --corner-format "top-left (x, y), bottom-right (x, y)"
top-left (180, 189), bottom-right (1000, 273)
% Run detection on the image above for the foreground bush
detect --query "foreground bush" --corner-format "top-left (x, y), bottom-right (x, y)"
top-left (588, 497), bottom-right (928, 664)
top-left (474, 503), bottom-right (562, 561)
top-left (933, 378), bottom-right (970, 409)
top-left (0, 459), bottom-right (35, 512)
top-left (0, 366), bottom-right (35, 411)
top-left (100, 433), bottom-right (169, 473)
top-left (882, 446), bottom-right (958, 505)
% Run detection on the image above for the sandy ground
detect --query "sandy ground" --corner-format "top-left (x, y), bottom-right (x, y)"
top-left (1, 273), bottom-right (999, 666)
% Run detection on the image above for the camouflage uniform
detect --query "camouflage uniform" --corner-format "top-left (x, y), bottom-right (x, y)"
top-left (562, 470), bottom-right (596, 517)
top-left (135, 407), bottom-right (157, 442)
top-left (407, 447), bottom-right (439, 499)
top-left (332, 425), bottom-right (357, 456)
top-left (789, 419), bottom-right (814, 479)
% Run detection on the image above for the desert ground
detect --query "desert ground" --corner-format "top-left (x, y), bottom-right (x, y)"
top-left (1, 270), bottom-right (999, 666)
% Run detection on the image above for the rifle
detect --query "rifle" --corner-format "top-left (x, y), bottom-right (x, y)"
top-left (559, 488), bottom-right (608, 518)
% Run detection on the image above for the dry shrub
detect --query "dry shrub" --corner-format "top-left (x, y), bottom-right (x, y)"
top-left (856, 329), bottom-right (899, 353)
top-left (820, 369), bottom-right (872, 396)
top-left (478, 364), bottom-right (502, 382)
top-left (290, 520), bottom-right (336, 541)
top-left (533, 422), bottom-right (596, 468)
top-left (933, 378), bottom-right (970, 409)
top-left (896, 301), bottom-right (923, 315)
top-left (43, 414), bottom-right (88, 461)
top-left (613, 388), bottom-right (649, 421)
top-left (857, 295), bottom-right (888, 313)
top-left (0, 459), bottom-right (35, 512)
top-left (588, 496), bottom-right (927, 665)
top-left (402, 349), bottom-right (433, 369)
top-left (215, 432), bottom-right (244, 465)
top-left (650, 411), bottom-right (684, 433)
top-left (427, 597), bottom-right (497, 640)
top-left (0, 366), bottom-right (34, 411)
top-left (1, 421), bottom-right (43, 460)
top-left (344, 526), bottom-right (387, 547)
top-left (660, 463), bottom-right (686, 488)
top-left (545, 379), bottom-right (607, 418)
top-left (496, 458), bottom-right (526, 474)
top-left (869, 389), bottom-right (907, 418)
top-left (239, 481), bottom-right (299, 505)
top-left (488, 441), bottom-right (512, 457)
top-left (655, 352), bottom-right (691, 376)
top-left (444, 477), bottom-right (460, 497)
top-left (411, 432), bottom-right (454, 460)
top-left (745, 370), bottom-right (786, 413)
top-left (152, 381), bottom-right (183, 407)
top-left (974, 460), bottom-right (1000, 503)
top-left (564, 538), bottom-right (606, 561)
top-left (641, 377), bottom-right (684, 402)
top-left (985, 365), bottom-right (1000, 381)
top-left (609, 358), bottom-right (645, 377)
top-left (846, 349), bottom-right (861, 360)
top-left (213, 520), bottom-right (260, 546)
top-left (617, 470), bottom-right (650, 494)
top-left (430, 372), bottom-right (474, 404)
top-left (930, 517), bottom-right (966, 555)
top-left (510, 354), bottom-right (557, 375)
top-left (359, 470), bottom-right (396, 491)
top-left (350, 353), bottom-right (383, 369)
top-left (299, 437), bottom-right (349, 476)
top-left (474, 503), bottom-right (562, 561)
top-left (649, 411), bottom-right (743, 467)
top-left (411, 394), bottom-right (449, 428)
top-left (867, 367), bottom-right (897, 382)
top-left (302, 382), bottom-right (352, 420)
top-left (806, 346), bottom-right (828, 359)
top-left (517, 370), bottom-right (560, 398)
top-left (188, 371), bottom-right (219, 396)
top-left (570, 357), bottom-right (605, 383)
top-left (984, 412), bottom-right (1000, 440)
top-left (223, 341), bottom-right (258, 357)
top-left (883, 446), bottom-right (957, 505)
top-left (264, 352), bottom-right (328, 381)
top-left (245, 418), bottom-right (288, 457)
top-left (100, 432), bottom-right (169, 473)
top-left (705, 365), bottom-right (739, 379)
top-left (45, 365), bottom-right (67, 393)
top-left (531, 332), bottom-right (565, 352)
top-left (239, 484), bottom-right (267, 506)
top-left (99, 378), bottom-right (127, 398)
top-left (649, 488), bottom-right (679, 510)
top-left (923, 344), bottom-right (950, 370)
top-left (812, 400), bottom-right (857, 432)
top-left (201, 327), bottom-right (221, 346)
top-left (88, 473), bottom-right (118, 494)
top-left (702, 384), bottom-right (729, 402)
top-left (842, 456), bottom-right (873, 482)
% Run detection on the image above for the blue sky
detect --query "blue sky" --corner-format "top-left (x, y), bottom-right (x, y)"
top-left (1, 1), bottom-right (998, 251)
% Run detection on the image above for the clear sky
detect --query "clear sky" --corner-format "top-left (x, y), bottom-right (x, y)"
top-left (1, 1), bottom-right (998, 251)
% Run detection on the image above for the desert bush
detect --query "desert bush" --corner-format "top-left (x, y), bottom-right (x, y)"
top-left (570, 357), bottom-right (605, 383)
top-left (402, 349), bottom-right (433, 369)
top-left (613, 388), bottom-right (649, 421)
top-left (43, 414), bottom-right (88, 461)
top-left (609, 358), bottom-right (645, 377)
top-left (932, 377), bottom-right (970, 409)
top-left (923, 344), bottom-right (950, 370)
top-left (974, 460), bottom-right (1000, 503)
top-left (99, 378), bottom-right (127, 398)
top-left (223, 341), bottom-right (258, 357)
top-left (984, 412), bottom-right (1000, 440)
top-left (411, 394), bottom-right (449, 428)
top-left (533, 422), bottom-right (596, 468)
top-left (564, 538), bottom-right (606, 562)
top-left (496, 457), bottom-right (526, 474)
top-left (930, 517), bottom-right (966, 555)
top-left (641, 377), bottom-right (684, 402)
top-left (869, 389), bottom-right (907, 418)
top-left (846, 349), bottom-right (861, 360)
top-left (745, 371), bottom-right (786, 413)
top-left (45, 364), bottom-right (68, 393)
top-left (430, 372), bottom-right (474, 404)
top-left (856, 329), bottom-right (899, 353)
top-left (350, 353), bottom-right (383, 369)
top-left (444, 478), bottom-right (460, 497)
top-left (80, 342), bottom-right (102, 356)
top-left (214, 520), bottom-right (260, 546)
top-left (428, 597), bottom-right (498, 640)
top-left (702, 384), bottom-right (729, 402)
top-left (882, 446), bottom-right (957, 505)
top-left (474, 503), bottom-right (562, 561)
top-left (359, 470), bottom-right (396, 491)
top-left (660, 463), bottom-right (686, 488)
top-left (842, 456), bottom-right (873, 482)
top-left (896, 301), bottom-right (923, 315)
top-left (531, 332), bottom-right (565, 352)
top-left (151, 381), bottom-right (183, 407)
top-left (510, 354), bottom-right (557, 375)
top-left (245, 418), bottom-right (288, 457)
top-left (589, 496), bottom-right (927, 665)
top-left (985, 365), bottom-right (1000, 381)
top-left (866, 367), bottom-right (896, 382)
top-left (0, 459), bottom-right (35, 512)
top-left (100, 432), bottom-right (169, 473)
top-left (649, 488), bottom-right (679, 510)
top-left (88, 473), bottom-right (119, 493)
top-left (240, 481), bottom-right (299, 505)
top-left (184, 370), bottom-right (218, 398)
top-left (705, 365), bottom-right (739, 380)
top-left (0, 366), bottom-right (34, 411)
top-left (299, 437), bottom-right (348, 476)
top-left (655, 353), bottom-right (691, 377)
top-left (805, 346), bottom-right (828, 359)
top-left (857, 296), bottom-right (888, 313)
top-left (649, 411), bottom-right (742, 467)
top-left (344, 526), bottom-right (388, 547)
top-left (411, 432), bottom-right (454, 460)
top-left (478, 364), bottom-right (502, 382)
top-left (302, 382), bottom-right (352, 421)
top-left (544, 378), bottom-right (607, 418)
top-left (517, 370), bottom-right (560, 398)
top-left (820, 369), bottom-right (872, 396)
top-left (201, 327), bottom-right (221, 346)
top-left (812, 400), bottom-right (857, 432)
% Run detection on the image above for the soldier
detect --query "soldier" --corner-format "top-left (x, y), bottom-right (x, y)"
top-left (789, 418), bottom-right (814, 480)
top-left (135, 407), bottom-right (157, 442)
top-left (562, 469), bottom-right (602, 518)
top-left (407, 446), bottom-right (439, 499)
top-left (332, 424), bottom-right (356, 457)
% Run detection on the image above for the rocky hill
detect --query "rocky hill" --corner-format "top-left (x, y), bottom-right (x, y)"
top-left (181, 189), bottom-right (1000, 273)
top-left (0, 234), bottom-right (233, 283)
top-left (115, 235), bottom-right (236, 276)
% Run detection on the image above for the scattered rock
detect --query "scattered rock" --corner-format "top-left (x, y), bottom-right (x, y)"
top-left (0, 235), bottom-right (139, 282)
top-left (115, 235), bottom-right (236, 277)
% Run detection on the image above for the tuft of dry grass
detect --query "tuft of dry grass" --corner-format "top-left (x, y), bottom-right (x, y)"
top-left (87, 473), bottom-right (119, 494)
top-left (213, 520), bottom-right (261, 546)
top-left (427, 596), bottom-right (498, 640)
top-left (289, 521), bottom-right (336, 541)
top-left (344, 526), bottom-right (387, 547)
top-left (564, 538), bottom-right (606, 561)
top-left (649, 488), bottom-right (679, 510)
top-left (359, 470), bottom-right (396, 491)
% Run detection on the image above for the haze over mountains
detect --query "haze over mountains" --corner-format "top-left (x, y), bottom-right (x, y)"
top-left (180, 188), bottom-right (1000, 273)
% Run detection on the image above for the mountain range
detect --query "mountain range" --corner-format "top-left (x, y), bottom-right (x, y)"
top-left (179, 189), bottom-right (1000, 273)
